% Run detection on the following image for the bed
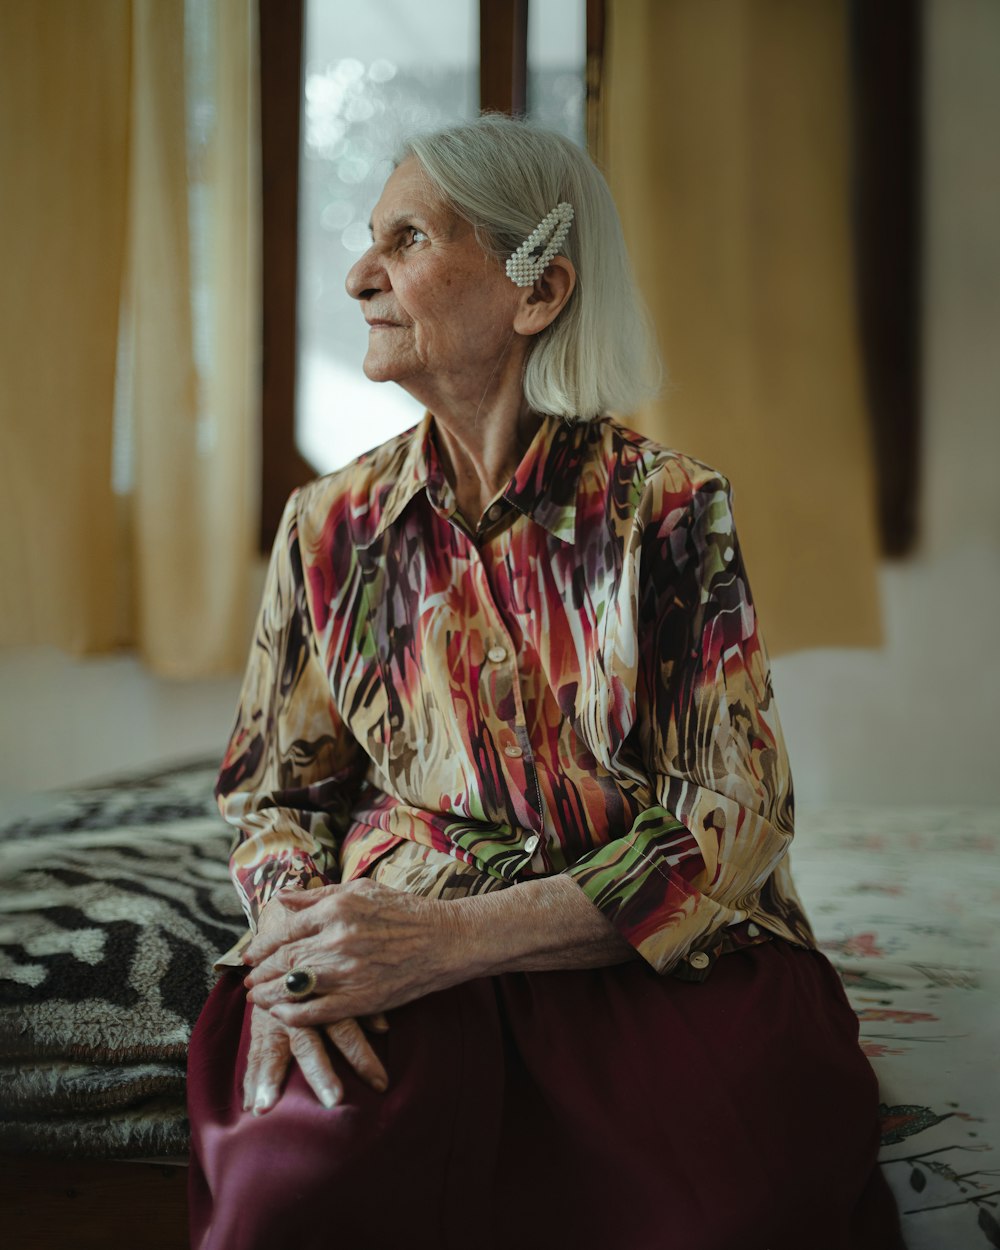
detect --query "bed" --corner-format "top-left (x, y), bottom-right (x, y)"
top-left (1, 761), bottom-right (997, 1248)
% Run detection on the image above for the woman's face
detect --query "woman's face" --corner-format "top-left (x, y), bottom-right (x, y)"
top-left (345, 158), bottom-right (523, 402)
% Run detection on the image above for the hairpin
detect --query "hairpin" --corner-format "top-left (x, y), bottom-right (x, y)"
top-left (505, 202), bottom-right (575, 287)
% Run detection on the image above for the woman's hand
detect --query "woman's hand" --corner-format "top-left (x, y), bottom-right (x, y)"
top-left (244, 874), bottom-right (632, 1047)
top-left (243, 878), bottom-right (458, 1030)
top-left (243, 1003), bottom-right (389, 1114)
top-left (243, 890), bottom-right (390, 1113)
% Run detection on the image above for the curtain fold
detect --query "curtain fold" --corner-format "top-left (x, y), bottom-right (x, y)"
top-left (602, 0), bottom-right (883, 655)
top-left (128, 0), bottom-right (260, 675)
top-left (0, 0), bottom-right (131, 654)
top-left (0, 0), bottom-right (260, 678)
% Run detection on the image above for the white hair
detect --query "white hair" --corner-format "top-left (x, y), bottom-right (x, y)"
top-left (398, 114), bottom-right (661, 421)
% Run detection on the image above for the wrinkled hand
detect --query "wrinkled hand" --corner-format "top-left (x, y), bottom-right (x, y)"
top-left (243, 878), bottom-right (459, 1030)
top-left (243, 890), bottom-right (391, 1114)
top-left (243, 1003), bottom-right (389, 1115)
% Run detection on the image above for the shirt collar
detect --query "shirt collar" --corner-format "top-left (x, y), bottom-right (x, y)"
top-left (503, 416), bottom-right (587, 543)
top-left (362, 412), bottom-right (438, 547)
top-left (366, 411), bottom-right (588, 547)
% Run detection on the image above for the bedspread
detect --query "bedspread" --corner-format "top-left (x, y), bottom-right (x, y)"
top-left (0, 765), bottom-right (996, 1247)
top-left (0, 760), bottom-right (243, 1158)
top-left (794, 805), bottom-right (1000, 1250)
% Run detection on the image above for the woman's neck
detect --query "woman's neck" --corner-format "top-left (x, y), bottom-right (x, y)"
top-left (404, 352), bottom-right (540, 527)
top-left (432, 405), bottom-right (541, 527)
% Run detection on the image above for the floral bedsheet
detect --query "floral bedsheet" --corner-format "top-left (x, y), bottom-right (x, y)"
top-left (793, 805), bottom-right (1000, 1250)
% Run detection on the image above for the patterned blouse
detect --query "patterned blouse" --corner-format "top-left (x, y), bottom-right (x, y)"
top-left (217, 413), bottom-right (815, 981)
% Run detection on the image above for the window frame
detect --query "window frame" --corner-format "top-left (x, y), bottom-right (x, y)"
top-left (257, 0), bottom-right (603, 550)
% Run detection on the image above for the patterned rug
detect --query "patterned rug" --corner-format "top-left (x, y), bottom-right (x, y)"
top-left (0, 759), bottom-right (245, 1157)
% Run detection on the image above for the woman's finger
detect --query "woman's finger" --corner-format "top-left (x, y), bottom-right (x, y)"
top-left (243, 1005), bottom-right (291, 1115)
top-left (276, 889), bottom-right (324, 911)
top-left (286, 1024), bottom-right (343, 1109)
top-left (244, 948), bottom-right (307, 992)
top-left (364, 1012), bottom-right (390, 1033)
top-left (244, 939), bottom-right (332, 1002)
top-left (244, 909), bottom-right (325, 968)
top-left (270, 994), bottom-right (355, 1030)
top-left (326, 1017), bottom-right (389, 1092)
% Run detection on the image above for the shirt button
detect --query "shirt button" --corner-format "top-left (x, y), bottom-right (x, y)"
top-left (688, 951), bottom-right (711, 970)
top-left (487, 645), bottom-right (507, 663)
top-left (486, 503), bottom-right (503, 522)
top-left (746, 922), bottom-right (760, 938)
top-left (504, 744), bottom-right (523, 759)
top-left (524, 834), bottom-right (540, 855)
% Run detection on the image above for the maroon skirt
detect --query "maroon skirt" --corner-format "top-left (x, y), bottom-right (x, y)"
top-left (187, 940), bottom-right (904, 1250)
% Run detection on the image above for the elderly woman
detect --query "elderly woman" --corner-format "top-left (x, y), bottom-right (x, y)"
top-left (186, 115), bottom-right (903, 1249)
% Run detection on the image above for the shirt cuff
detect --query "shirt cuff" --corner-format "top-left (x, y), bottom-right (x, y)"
top-left (563, 806), bottom-right (744, 977)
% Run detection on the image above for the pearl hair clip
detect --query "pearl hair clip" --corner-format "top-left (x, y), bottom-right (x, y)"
top-left (505, 202), bottom-right (575, 287)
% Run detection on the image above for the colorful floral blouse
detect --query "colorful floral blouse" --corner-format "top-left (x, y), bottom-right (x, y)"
top-left (217, 413), bottom-right (815, 980)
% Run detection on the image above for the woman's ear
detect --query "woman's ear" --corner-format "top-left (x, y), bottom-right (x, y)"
top-left (512, 256), bottom-right (577, 336)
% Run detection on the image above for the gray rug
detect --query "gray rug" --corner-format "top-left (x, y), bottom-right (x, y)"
top-left (0, 759), bottom-right (246, 1157)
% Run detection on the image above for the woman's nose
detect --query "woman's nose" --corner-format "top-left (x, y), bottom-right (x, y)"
top-left (346, 248), bottom-right (388, 301)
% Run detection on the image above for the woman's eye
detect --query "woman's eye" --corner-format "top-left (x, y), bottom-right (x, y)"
top-left (406, 228), bottom-right (428, 246)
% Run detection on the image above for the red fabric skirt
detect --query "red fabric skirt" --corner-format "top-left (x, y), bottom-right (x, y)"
top-left (187, 940), bottom-right (904, 1250)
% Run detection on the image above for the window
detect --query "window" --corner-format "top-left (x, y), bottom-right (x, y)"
top-left (259, 0), bottom-right (595, 546)
top-left (527, 0), bottom-right (586, 145)
top-left (297, 2), bottom-right (478, 474)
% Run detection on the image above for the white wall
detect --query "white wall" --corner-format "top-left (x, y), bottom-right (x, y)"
top-left (773, 0), bottom-right (1000, 805)
top-left (1, 0), bottom-right (997, 806)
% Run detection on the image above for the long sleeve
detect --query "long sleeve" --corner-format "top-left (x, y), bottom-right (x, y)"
top-left (217, 490), bottom-right (366, 932)
top-left (214, 419), bottom-right (812, 975)
top-left (565, 471), bottom-right (803, 976)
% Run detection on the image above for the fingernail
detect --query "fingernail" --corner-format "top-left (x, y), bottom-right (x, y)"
top-left (372, 1076), bottom-right (388, 1093)
top-left (252, 1085), bottom-right (276, 1115)
top-left (320, 1087), bottom-right (340, 1109)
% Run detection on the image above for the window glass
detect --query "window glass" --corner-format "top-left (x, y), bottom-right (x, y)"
top-left (297, 1), bottom-right (477, 473)
top-left (296, 1), bottom-right (588, 474)
top-left (527, 0), bottom-right (586, 146)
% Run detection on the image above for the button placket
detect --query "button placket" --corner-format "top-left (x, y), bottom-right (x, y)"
top-left (467, 547), bottom-right (546, 847)
top-left (509, 722), bottom-right (548, 864)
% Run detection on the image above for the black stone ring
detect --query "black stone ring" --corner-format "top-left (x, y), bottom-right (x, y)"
top-left (284, 967), bottom-right (318, 999)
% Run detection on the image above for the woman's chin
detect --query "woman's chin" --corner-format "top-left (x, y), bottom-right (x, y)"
top-left (362, 357), bottom-right (397, 384)
top-left (363, 355), bottom-right (422, 390)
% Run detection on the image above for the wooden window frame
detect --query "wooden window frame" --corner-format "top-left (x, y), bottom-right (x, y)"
top-left (849, 0), bottom-right (922, 558)
top-left (259, 2), bottom-right (916, 559)
top-left (258, 0), bottom-right (602, 551)
top-left (258, 0), bottom-right (311, 552)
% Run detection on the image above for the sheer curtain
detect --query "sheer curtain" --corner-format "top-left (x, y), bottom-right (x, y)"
top-left (0, 0), bottom-right (259, 678)
top-left (601, 0), bottom-right (884, 655)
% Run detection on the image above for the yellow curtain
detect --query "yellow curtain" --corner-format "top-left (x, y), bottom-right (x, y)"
top-left (0, 0), bottom-right (259, 677)
top-left (603, 0), bottom-right (883, 655)
top-left (0, 1), bottom-right (130, 654)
